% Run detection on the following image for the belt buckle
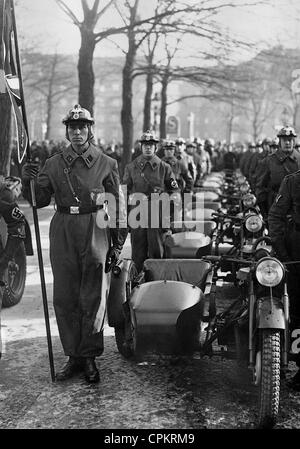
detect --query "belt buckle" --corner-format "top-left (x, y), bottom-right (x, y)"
top-left (70, 206), bottom-right (80, 214)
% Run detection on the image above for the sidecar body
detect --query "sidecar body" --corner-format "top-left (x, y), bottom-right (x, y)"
top-left (107, 258), bottom-right (212, 358)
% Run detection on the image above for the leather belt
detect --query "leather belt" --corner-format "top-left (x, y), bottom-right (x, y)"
top-left (56, 205), bottom-right (103, 215)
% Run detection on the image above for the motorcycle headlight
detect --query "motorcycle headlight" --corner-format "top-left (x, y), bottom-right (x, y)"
top-left (240, 182), bottom-right (249, 194)
top-left (243, 194), bottom-right (256, 208)
top-left (256, 257), bottom-right (284, 287)
top-left (245, 214), bottom-right (262, 232)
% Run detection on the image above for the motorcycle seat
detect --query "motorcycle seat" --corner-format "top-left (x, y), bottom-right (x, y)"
top-left (143, 258), bottom-right (211, 291)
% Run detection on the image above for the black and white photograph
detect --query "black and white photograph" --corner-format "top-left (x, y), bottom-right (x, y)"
top-left (0, 0), bottom-right (300, 435)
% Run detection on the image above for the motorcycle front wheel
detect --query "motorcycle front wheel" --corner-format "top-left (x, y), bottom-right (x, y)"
top-left (256, 329), bottom-right (281, 429)
top-left (2, 242), bottom-right (26, 308)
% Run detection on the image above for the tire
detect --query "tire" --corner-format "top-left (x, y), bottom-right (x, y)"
top-left (257, 329), bottom-right (281, 429)
top-left (115, 322), bottom-right (135, 358)
top-left (114, 261), bottom-right (138, 358)
top-left (2, 242), bottom-right (26, 308)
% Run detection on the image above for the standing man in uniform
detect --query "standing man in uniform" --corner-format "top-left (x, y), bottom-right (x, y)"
top-left (123, 130), bottom-right (179, 273)
top-left (22, 104), bottom-right (127, 384)
top-left (175, 137), bottom-right (195, 181)
top-left (161, 140), bottom-right (193, 194)
top-left (255, 126), bottom-right (300, 217)
top-left (269, 170), bottom-right (300, 390)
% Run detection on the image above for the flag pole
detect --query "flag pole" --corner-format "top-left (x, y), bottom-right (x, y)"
top-left (10, 0), bottom-right (55, 382)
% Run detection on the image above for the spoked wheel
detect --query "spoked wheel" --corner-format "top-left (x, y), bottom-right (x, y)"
top-left (2, 242), bottom-right (26, 308)
top-left (255, 329), bottom-right (281, 429)
top-left (114, 261), bottom-right (138, 358)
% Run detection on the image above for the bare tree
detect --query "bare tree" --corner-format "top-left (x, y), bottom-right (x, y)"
top-left (24, 52), bottom-right (77, 140)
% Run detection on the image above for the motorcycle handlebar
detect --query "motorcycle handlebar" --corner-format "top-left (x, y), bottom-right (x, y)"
top-left (212, 212), bottom-right (243, 221)
top-left (202, 255), bottom-right (250, 265)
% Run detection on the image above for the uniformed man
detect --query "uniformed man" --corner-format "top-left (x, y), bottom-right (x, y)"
top-left (22, 104), bottom-right (127, 384)
top-left (161, 140), bottom-right (193, 193)
top-left (270, 138), bottom-right (279, 154)
top-left (175, 137), bottom-right (195, 181)
top-left (239, 141), bottom-right (256, 178)
top-left (269, 170), bottom-right (300, 390)
top-left (248, 137), bottom-right (272, 192)
top-left (194, 139), bottom-right (212, 182)
top-left (255, 126), bottom-right (300, 216)
top-left (123, 130), bottom-right (179, 272)
top-left (0, 176), bottom-right (26, 357)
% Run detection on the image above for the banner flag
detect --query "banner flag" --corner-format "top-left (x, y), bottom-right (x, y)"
top-left (0, 0), bottom-right (28, 163)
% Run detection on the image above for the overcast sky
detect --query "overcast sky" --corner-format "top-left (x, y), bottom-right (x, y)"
top-left (15, 0), bottom-right (300, 64)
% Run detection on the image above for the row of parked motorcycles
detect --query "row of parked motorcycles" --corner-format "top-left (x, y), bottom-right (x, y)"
top-left (107, 168), bottom-right (300, 429)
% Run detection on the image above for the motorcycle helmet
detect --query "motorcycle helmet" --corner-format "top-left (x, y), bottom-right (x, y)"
top-left (262, 137), bottom-right (272, 146)
top-left (62, 104), bottom-right (94, 125)
top-left (63, 104), bottom-right (95, 142)
top-left (175, 137), bottom-right (186, 145)
top-left (186, 140), bottom-right (196, 148)
top-left (162, 139), bottom-right (176, 150)
top-left (139, 130), bottom-right (159, 144)
top-left (277, 126), bottom-right (297, 138)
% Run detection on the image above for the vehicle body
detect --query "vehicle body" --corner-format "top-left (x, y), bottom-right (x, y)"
top-left (0, 177), bottom-right (33, 307)
top-left (107, 258), bottom-right (213, 358)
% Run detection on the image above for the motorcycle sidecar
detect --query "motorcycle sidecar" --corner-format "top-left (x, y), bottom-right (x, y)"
top-left (107, 258), bottom-right (212, 358)
top-left (164, 231), bottom-right (212, 258)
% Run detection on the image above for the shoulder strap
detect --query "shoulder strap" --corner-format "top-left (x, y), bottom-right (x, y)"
top-left (60, 154), bottom-right (81, 204)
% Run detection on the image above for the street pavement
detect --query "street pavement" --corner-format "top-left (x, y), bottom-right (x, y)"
top-left (0, 200), bottom-right (300, 432)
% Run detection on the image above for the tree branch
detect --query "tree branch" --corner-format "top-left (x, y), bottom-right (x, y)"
top-left (55, 0), bottom-right (81, 27)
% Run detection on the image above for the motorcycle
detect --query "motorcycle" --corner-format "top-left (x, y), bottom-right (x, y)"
top-left (200, 235), bottom-right (294, 428)
top-left (0, 177), bottom-right (33, 307)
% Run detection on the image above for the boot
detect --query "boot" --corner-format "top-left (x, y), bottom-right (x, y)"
top-left (83, 357), bottom-right (100, 383)
top-left (56, 357), bottom-right (83, 381)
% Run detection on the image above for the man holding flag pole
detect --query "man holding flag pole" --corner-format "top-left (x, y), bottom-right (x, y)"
top-left (0, 0), bottom-right (55, 381)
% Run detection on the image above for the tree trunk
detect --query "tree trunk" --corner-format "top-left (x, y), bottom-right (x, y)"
top-left (78, 29), bottom-right (96, 116)
top-left (143, 71), bottom-right (153, 132)
top-left (159, 74), bottom-right (168, 139)
top-left (121, 31), bottom-right (136, 174)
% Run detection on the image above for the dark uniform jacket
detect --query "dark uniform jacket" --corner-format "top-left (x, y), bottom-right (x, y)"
top-left (268, 170), bottom-right (300, 261)
top-left (162, 155), bottom-right (193, 192)
top-left (255, 149), bottom-right (300, 210)
top-left (123, 154), bottom-right (178, 197)
top-left (248, 150), bottom-right (267, 190)
top-left (23, 144), bottom-right (126, 248)
top-left (239, 150), bottom-right (255, 177)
